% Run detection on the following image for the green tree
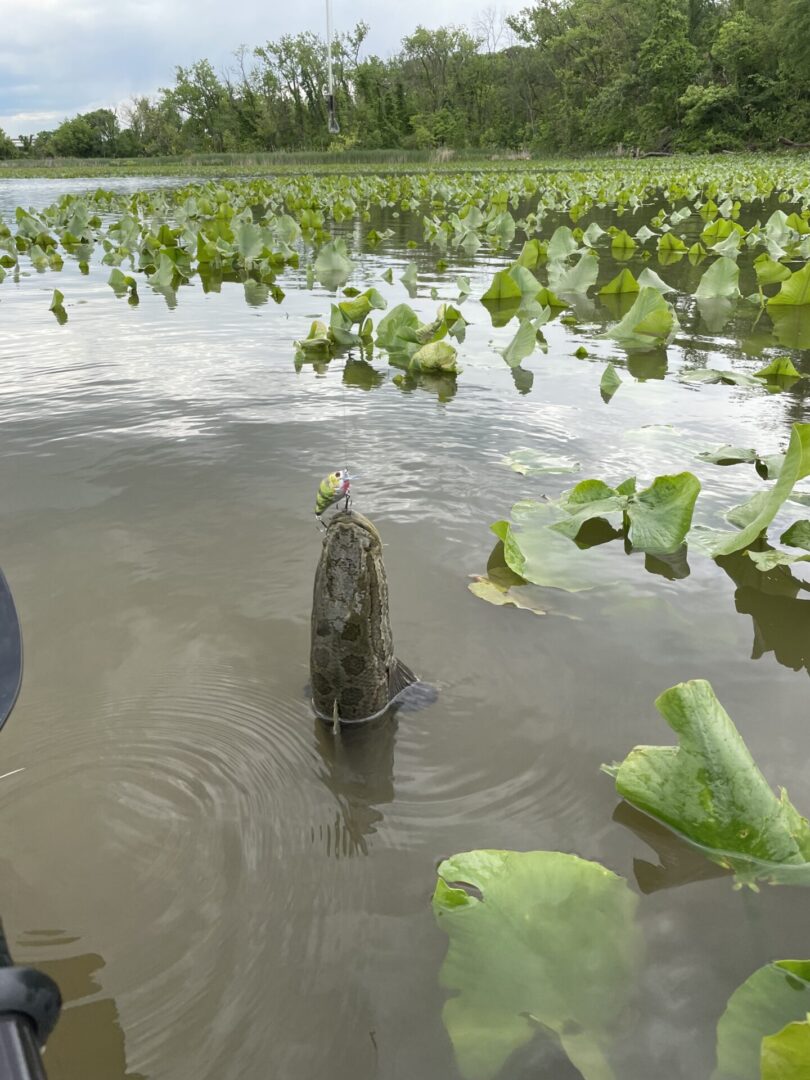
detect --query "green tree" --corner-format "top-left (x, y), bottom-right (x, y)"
top-left (636, 0), bottom-right (699, 142)
top-left (0, 128), bottom-right (17, 159)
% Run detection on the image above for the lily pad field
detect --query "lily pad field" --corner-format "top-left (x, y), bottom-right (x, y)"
top-left (3, 155), bottom-right (810, 1080)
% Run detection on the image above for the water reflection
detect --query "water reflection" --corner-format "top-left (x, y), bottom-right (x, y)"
top-left (342, 359), bottom-right (385, 392)
top-left (717, 547), bottom-right (810, 676)
top-left (612, 802), bottom-right (730, 894)
top-left (312, 716), bottom-right (396, 858)
top-left (15, 932), bottom-right (143, 1080)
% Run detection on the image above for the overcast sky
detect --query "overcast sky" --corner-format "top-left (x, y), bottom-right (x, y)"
top-left (0, 0), bottom-right (527, 137)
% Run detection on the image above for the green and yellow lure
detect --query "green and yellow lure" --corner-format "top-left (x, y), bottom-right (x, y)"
top-left (315, 468), bottom-right (352, 517)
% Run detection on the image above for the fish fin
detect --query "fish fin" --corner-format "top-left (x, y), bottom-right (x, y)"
top-left (389, 657), bottom-right (416, 698)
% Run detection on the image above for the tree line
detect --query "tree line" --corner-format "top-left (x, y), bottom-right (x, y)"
top-left (1, 1), bottom-right (808, 160)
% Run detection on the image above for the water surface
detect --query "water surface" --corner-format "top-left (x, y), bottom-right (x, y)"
top-left (1, 176), bottom-right (809, 1080)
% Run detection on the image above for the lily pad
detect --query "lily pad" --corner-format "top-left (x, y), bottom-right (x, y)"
top-left (314, 239), bottom-right (354, 289)
top-left (695, 257), bottom-right (741, 300)
top-left (467, 576), bottom-right (546, 615)
top-left (603, 287), bottom-right (679, 350)
top-left (762, 1020), bottom-right (810, 1079)
top-left (713, 960), bottom-right (810, 1080)
top-left (501, 449), bottom-right (581, 476)
top-left (433, 849), bottom-right (642, 1080)
top-left (603, 679), bottom-right (810, 887)
top-left (768, 263), bottom-right (810, 307)
top-left (703, 424), bottom-right (810, 556)
top-left (600, 363), bottom-right (621, 403)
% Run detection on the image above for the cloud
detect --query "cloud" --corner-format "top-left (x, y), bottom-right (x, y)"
top-left (0, 0), bottom-right (524, 136)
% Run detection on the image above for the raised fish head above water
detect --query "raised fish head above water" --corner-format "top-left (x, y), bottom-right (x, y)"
top-left (310, 510), bottom-right (417, 724)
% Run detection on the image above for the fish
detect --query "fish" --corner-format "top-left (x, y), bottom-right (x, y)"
top-left (310, 510), bottom-right (434, 724)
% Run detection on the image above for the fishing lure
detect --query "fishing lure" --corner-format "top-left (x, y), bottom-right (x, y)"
top-left (315, 468), bottom-right (352, 518)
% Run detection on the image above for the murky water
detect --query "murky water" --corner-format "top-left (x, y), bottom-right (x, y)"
top-left (1, 176), bottom-right (809, 1080)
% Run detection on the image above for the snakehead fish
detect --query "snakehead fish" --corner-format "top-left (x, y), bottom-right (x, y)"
top-left (310, 511), bottom-right (418, 724)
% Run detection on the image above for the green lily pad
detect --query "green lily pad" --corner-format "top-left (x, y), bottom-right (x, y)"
top-left (600, 363), bottom-right (621, 403)
top-left (500, 449), bottom-right (581, 476)
top-left (314, 239), bottom-right (354, 289)
top-left (409, 340), bottom-right (459, 374)
top-left (603, 679), bottom-right (810, 887)
top-left (467, 576), bottom-right (546, 614)
top-left (703, 424), bottom-right (810, 556)
top-left (768, 263), bottom-right (810, 308)
top-left (713, 960), bottom-right (810, 1080)
top-left (695, 257), bottom-right (741, 299)
top-left (762, 1019), bottom-right (810, 1079)
top-left (433, 849), bottom-right (642, 1080)
top-left (603, 287), bottom-right (679, 350)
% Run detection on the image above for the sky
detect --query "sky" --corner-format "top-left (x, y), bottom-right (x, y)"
top-left (0, 0), bottom-right (526, 138)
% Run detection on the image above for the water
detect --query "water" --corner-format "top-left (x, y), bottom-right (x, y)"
top-left (0, 176), bottom-right (809, 1080)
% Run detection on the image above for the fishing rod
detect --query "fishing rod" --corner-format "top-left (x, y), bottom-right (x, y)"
top-left (325, 0), bottom-right (340, 134)
top-left (0, 570), bottom-right (62, 1080)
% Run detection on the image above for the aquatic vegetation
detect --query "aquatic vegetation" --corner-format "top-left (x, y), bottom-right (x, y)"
top-left (433, 849), bottom-right (642, 1080)
top-left (488, 471), bottom-right (699, 593)
top-left (762, 1021), bottom-right (810, 1079)
top-left (500, 449), bottom-right (581, 476)
top-left (714, 960), bottom-right (810, 1080)
top-left (603, 679), bottom-right (810, 887)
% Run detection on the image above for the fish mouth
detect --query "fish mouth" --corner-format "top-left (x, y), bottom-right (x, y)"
top-left (328, 510), bottom-right (382, 545)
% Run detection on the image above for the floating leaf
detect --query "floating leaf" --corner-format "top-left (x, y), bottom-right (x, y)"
top-left (762, 1019), bottom-right (810, 1079)
top-left (500, 449), bottom-right (581, 476)
top-left (600, 363), bottom-right (622, 403)
top-left (703, 423), bottom-right (810, 556)
top-left (657, 232), bottom-right (687, 254)
top-left (497, 316), bottom-right (547, 367)
top-left (491, 506), bottom-right (615, 592)
top-left (604, 287), bottom-right (679, 350)
top-left (611, 229), bottom-right (636, 257)
top-left (400, 260), bottom-right (418, 293)
top-left (624, 473), bottom-right (700, 555)
top-left (337, 287), bottom-right (387, 325)
top-left (467, 577), bottom-right (546, 614)
top-left (603, 679), bottom-right (810, 886)
top-left (713, 960), bottom-right (810, 1080)
top-left (755, 356), bottom-right (804, 385)
top-left (599, 269), bottom-right (638, 295)
top-left (49, 288), bottom-right (67, 324)
top-left (746, 549), bottom-right (810, 571)
top-left (314, 239), bottom-right (354, 289)
top-left (409, 340), bottom-right (459, 374)
top-left (548, 252), bottom-right (599, 295)
top-left (433, 849), bottom-right (642, 1080)
top-left (681, 368), bottom-right (759, 386)
top-left (697, 446), bottom-right (759, 467)
top-left (754, 253), bottom-right (791, 287)
top-left (636, 268), bottom-right (673, 294)
top-left (695, 257), bottom-right (741, 300)
top-left (781, 520), bottom-right (810, 550)
top-left (375, 302), bottom-right (419, 353)
top-left (547, 225), bottom-right (579, 261)
top-left (481, 268), bottom-right (522, 303)
top-left (768, 263), bottom-right (810, 307)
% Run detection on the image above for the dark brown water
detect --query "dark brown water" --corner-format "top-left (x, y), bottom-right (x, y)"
top-left (0, 177), bottom-right (809, 1080)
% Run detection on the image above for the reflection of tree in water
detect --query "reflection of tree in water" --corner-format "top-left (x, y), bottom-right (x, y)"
top-left (313, 716), bottom-right (396, 858)
top-left (717, 545), bottom-right (810, 676)
top-left (16, 933), bottom-right (144, 1080)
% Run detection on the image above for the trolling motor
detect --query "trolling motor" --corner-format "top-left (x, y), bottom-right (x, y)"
top-left (0, 570), bottom-right (62, 1079)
